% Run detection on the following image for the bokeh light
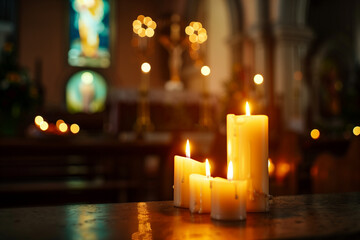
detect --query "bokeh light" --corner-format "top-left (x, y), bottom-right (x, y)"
top-left (276, 162), bottom-right (290, 179)
top-left (39, 121), bottom-right (49, 131)
top-left (201, 66), bottom-right (210, 76)
top-left (254, 74), bottom-right (264, 85)
top-left (70, 124), bottom-right (80, 134)
top-left (185, 21), bottom-right (207, 44)
top-left (141, 62), bottom-right (151, 73)
top-left (133, 15), bottom-right (156, 38)
top-left (353, 126), bottom-right (360, 136)
top-left (34, 115), bottom-right (43, 126)
top-left (310, 129), bottom-right (320, 140)
top-left (59, 123), bottom-right (68, 133)
top-left (56, 119), bottom-right (65, 129)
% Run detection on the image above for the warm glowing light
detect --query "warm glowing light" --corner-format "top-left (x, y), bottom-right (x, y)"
top-left (205, 159), bottom-right (211, 178)
top-left (186, 139), bottom-right (190, 158)
top-left (189, 34), bottom-right (198, 43)
top-left (81, 72), bottom-right (93, 84)
top-left (137, 15), bottom-right (145, 22)
top-left (268, 158), bottom-right (275, 177)
top-left (245, 101), bottom-right (250, 116)
top-left (59, 122), bottom-right (68, 133)
top-left (70, 124), bottom-right (80, 134)
top-left (310, 129), bottom-right (320, 139)
top-left (145, 28), bottom-right (154, 37)
top-left (227, 161), bottom-right (233, 180)
top-left (132, 20), bottom-right (141, 29)
top-left (201, 66), bottom-right (210, 76)
top-left (185, 26), bottom-right (194, 35)
top-left (34, 115), bottom-right (43, 126)
top-left (39, 121), bottom-right (49, 131)
top-left (185, 21), bottom-right (207, 44)
top-left (143, 16), bottom-right (152, 25)
top-left (133, 15), bottom-right (156, 38)
top-left (141, 62), bottom-right (151, 73)
top-left (148, 21), bottom-right (157, 29)
top-left (353, 126), bottom-right (360, 136)
top-left (254, 74), bottom-right (264, 85)
top-left (193, 22), bottom-right (201, 31)
top-left (276, 162), bottom-right (290, 179)
top-left (56, 119), bottom-right (64, 129)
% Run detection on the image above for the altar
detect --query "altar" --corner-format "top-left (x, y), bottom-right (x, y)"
top-left (0, 193), bottom-right (359, 239)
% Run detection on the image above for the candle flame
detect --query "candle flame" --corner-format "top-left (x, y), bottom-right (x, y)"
top-left (205, 159), bottom-right (211, 178)
top-left (186, 139), bottom-right (190, 158)
top-left (227, 161), bottom-right (233, 180)
top-left (246, 101), bottom-right (250, 116)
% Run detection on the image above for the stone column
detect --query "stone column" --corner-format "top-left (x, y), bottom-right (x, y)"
top-left (273, 25), bottom-right (313, 132)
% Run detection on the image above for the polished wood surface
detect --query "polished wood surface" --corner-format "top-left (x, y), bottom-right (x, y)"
top-left (0, 193), bottom-right (359, 239)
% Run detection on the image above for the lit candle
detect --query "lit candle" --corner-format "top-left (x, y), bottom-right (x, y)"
top-left (189, 159), bottom-right (213, 213)
top-left (174, 140), bottom-right (206, 208)
top-left (210, 161), bottom-right (247, 221)
top-left (227, 101), bottom-right (269, 212)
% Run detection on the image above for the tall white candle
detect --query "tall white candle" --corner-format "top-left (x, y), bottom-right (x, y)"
top-left (210, 161), bottom-right (247, 221)
top-left (227, 102), bottom-right (269, 212)
top-left (174, 140), bottom-right (206, 208)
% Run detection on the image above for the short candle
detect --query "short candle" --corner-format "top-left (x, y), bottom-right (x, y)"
top-left (174, 140), bottom-right (206, 208)
top-left (211, 161), bottom-right (247, 221)
top-left (189, 159), bottom-right (213, 213)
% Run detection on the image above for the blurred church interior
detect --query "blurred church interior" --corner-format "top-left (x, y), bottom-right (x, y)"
top-left (0, 0), bottom-right (359, 207)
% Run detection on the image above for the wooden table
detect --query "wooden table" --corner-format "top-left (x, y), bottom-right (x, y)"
top-left (0, 192), bottom-right (359, 239)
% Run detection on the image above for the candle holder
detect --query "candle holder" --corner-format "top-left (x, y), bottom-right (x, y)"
top-left (199, 65), bottom-right (213, 129)
top-left (134, 62), bottom-right (154, 137)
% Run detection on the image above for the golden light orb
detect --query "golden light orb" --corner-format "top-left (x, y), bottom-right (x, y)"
top-left (310, 129), bottom-right (320, 140)
top-left (148, 21), bottom-right (157, 29)
top-left (56, 119), bottom-right (65, 129)
top-left (59, 122), bottom-right (68, 133)
top-left (133, 15), bottom-right (156, 38)
top-left (137, 15), bottom-right (145, 22)
top-left (70, 124), bottom-right (80, 134)
top-left (39, 121), bottom-right (49, 131)
top-left (192, 22), bottom-right (201, 31)
top-left (34, 115), bottom-right (44, 126)
top-left (201, 65), bottom-right (211, 76)
top-left (186, 22), bottom-right (207, 44)
top-left (132, 20), bottom-right (142, 29)
top-left (189, 34), bottom-right (198, 43)
top-left (141, 62), bottom-right (151, 73)
top-left (254, 74), bottom-right (264, 85)
top-left (145, 28), bottom-right (154, 37)
top-left (143, 16), bottom-right (152, 25)
top-left (198, 34), bottom-right (207, 43)
top-left (353, 126), bottom-right (360, 136)
top-left (185, 26), bottom-right (194, 35)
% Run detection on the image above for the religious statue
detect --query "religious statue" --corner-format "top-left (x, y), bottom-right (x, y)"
top-left (74, 0), bottom-right (105, 57)
top-left (159, 14), bottom-right (187, 91)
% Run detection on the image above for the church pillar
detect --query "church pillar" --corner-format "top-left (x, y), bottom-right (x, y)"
top-left (273, 26), bottom-right (313, 132)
